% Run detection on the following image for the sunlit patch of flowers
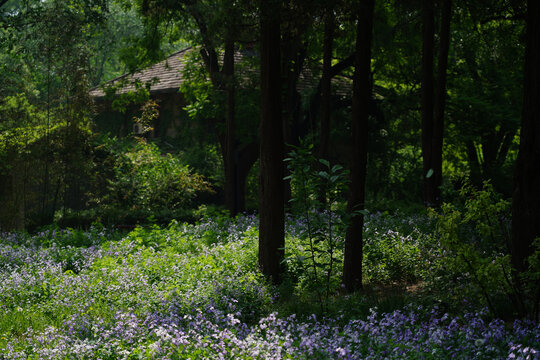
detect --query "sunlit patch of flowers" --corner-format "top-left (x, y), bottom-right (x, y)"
top-left (0, 214), bottom-right (539, 359)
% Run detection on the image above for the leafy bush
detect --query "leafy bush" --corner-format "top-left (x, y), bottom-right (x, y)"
top-left (56, 205), bottom-right (198, 228)
top-left (426, 182), bottom-right (517, 317)
top-left (109, 140), bottom-right (213, 211)
top-left (59, 138), bottom-right (215, 227)
top-left (363, 212), bottom-right (435, 284)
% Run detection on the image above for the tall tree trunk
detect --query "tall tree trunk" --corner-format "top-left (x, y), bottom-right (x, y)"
top-left (421, 0), bottom-right (435, 206)
top-left (304, 54), bottom-right (355, 144)
top-left (281, 12), bottom-right (308, 207)
top-left (259, 0), bottom-right (284, 284)
top-left (237, 142), bottom-right (259, 213)
top-left (512, 0), bottom-right (540, 292)
top-left (0, 173), bottom-right (16, 230)
top-left (343, 0), bottom-right (374, 292)
top-left (432, 0), bottom-right (451, 206)
top-left (422, 0), bottom-right (451, 207)
top-left (319, 5), bottom-right (335, 163)
top-left (465, 140), bottom-right (483, 186)
top-left (223, 39), bottom-right (238, 216)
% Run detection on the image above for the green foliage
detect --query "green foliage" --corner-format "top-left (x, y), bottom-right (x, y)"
top-left (0, 0), bottom-right (105, 230)
top-left (103, 78), bottom-right (152, 113)
top-left (521, 237), bottom-right (540, 319)
top-left (87, 1), bottom-right (146, 86)
top-left (363, 215), bottom-right (432, 284)
top-left (176, 141), bottom-right (225, 189)
top-left (284, 141), bottom-right (349, 312)
top-left (0, 215), bottom-right (271, 343)
top-left (180, 50), bottom-right (220, 123)
top-left (0, 93), bottom-right (39, 132)
top-left (100, 139), bottom-right (214, 213)
top-left (178, 49), bottom-right (259, 145)
top-left (444, 7), bottom-right (523, 192)
top-left (427, 182), bottom-right (515, 317)
top-left (56, 206), bottom-right (198, 228)
top-left (132, 99), bottom-right (159, 135)
top-left (3, 213), bottom-right (539, 358)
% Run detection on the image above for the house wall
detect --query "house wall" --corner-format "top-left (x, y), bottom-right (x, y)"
top-left (92, 91), bottom-right (186, 139)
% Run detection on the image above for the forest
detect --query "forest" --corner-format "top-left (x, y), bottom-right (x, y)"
top-left (1, 0), bottom-right (539, 358)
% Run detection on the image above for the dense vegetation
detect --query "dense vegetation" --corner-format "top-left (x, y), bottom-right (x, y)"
top-left (1, 0), bottom-right (540, 358)
top-left (1, 215), bottom-right (539, 358)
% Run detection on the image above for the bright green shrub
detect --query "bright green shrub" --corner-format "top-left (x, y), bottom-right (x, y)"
top-left (427, 182), bottom-right (515, 317)
top-left (109, 140), bottom-right (213, 211)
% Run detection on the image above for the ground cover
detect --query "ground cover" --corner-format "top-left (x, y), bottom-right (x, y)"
top-left (0, 214), bottom-right (538, 359)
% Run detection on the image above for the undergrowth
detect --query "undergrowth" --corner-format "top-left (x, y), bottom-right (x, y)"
top-left (0, 213), bottom-right (538, 359)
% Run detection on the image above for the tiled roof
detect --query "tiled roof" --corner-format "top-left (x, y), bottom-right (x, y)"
top-left (89, 47), bottom-right (191, 98)
top-left (90, 46), bottom-right (352, 98)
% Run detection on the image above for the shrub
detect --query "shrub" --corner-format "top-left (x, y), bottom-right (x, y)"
top-left (109, 140), bottom-right (213, 211)
top-left (427, 182), bottom-right (517, 317)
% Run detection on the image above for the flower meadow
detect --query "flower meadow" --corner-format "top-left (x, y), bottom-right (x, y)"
top-left (1, 214), bottom-right (539, 359)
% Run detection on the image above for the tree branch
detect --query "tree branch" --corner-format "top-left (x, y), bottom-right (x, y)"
top-left (479, 13), bottom-right (525, 25)
top-left (330, 54), bottom-right (354, 78)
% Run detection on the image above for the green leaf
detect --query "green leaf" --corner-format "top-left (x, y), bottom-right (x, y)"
top-left (318, 171), bottom-right (329, 179)
top-left (319, 159), bottom-right (330, 168)
top-left (355, 209), bottom-right (369, 216)
top-left (426, 169), bottom-right (434, 178)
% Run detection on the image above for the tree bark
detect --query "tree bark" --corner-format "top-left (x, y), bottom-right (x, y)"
top-left (237, 142), bottom-right (259, 213)
top-left (319, 5), bottom-right (335, 163)
top-left (432, 0), bottom-right (451, 206)
top-left (223, 39), bottom-right (238, 216)
top-left (281, 27), bottom-right (306, 206)
top-left (304, 54), bottom-right (355, 136)
top-left (259, 0), bottom-right (284, 284)
top-left (421, 0), bottom-right (436, 207)
top-left (179, 2), bottom-right (249, 217)
top-left (512, 0), bottom-right (540, 277)
top-left (422, 0), bottom-right (452, 207)
top-left (343, 0), bottom-right (374, 292)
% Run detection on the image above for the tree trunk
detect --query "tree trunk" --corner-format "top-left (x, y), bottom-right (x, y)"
top-left (512, 0), bottom-right (540, 278)
top-left (319, 6), bottom-right (335, 163)
top-left (237, 142), bottom-right (259, 213)
top-left (0, 173), bottom-right (14, 230)
top-left (223, 39), bottom-right (238, 217)
top-left (432, 0), bottom-right (451, 206)
top-left (281, 20), bottom-right (307, 207)
top-left (343, 0), bottom-right (374, 292)
top-left (421, 0), bottom-right (436, 207)
top-left (188, 7), bottom-right (243, 218)
top-left (259, 0), bottom-right (284, 284)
